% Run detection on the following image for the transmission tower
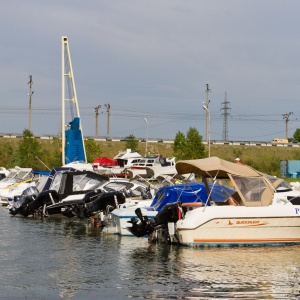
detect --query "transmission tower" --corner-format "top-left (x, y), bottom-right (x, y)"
top-left (220, 92), bottom-right (231, 141)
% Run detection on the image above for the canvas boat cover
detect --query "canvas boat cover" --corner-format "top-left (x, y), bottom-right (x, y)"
top-left (93, 157), bottom-right (117, 166)
top-left (148, 182), bottom-right (236, 211)
top-left (176, 156), bottom-right (261, 178)
top-left (175, 157), bottom-right (280, 207)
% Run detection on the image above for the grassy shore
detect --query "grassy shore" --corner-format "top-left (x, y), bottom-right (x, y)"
top-left (0, 137), bottom-right (299, 178)
top-left (95, 140), bottom-right (300, 177)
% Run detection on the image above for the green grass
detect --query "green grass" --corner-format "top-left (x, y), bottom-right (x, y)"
top-left (0, 138), bottom-right (299, 179)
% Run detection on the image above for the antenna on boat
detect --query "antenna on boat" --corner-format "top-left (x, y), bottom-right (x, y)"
top-left (61, 36), bottom-right (87, 165)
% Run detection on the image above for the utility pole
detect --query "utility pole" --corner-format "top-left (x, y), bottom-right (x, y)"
top-left (202, 104), bottom-right (210, 157)
top-left (28, 75), bottom-right (34, 131)
top-left (105, 103), bottom-right (110, 136)
top-left (144, 118), bottom-right (148, 155)
top-left (205, 84), bottom-right (211, 143)
top-left (220, 92), bottom-right (231, 141)
top-left (94, 105), bottom-right (101, 137)
top-left (282, 112), bottom-right (293, 139)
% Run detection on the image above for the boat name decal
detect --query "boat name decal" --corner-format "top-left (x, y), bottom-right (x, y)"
top-left (296, 208), bottom-right (299, 215)
top-left (236, 220), bottom-right (260, 225)
top-left (227, 220), bottom-right (268, 226)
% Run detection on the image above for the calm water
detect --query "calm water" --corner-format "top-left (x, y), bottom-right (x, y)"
top-left (0, 208), bottom-right (299, 300)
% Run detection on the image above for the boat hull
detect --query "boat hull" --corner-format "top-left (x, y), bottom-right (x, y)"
top-left (175, 205), bottom-right (300, 247)
top-left (111, 206), bottom-right (157, 236)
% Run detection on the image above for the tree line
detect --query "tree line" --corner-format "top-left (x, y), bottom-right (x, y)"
top-left (0, 127), bottom-right (206, 170)
top-left (1, 128), bottom-right (300, 177)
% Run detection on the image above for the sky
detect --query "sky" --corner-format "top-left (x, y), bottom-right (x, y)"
top-left (1, 0), bottom-right (300, 142)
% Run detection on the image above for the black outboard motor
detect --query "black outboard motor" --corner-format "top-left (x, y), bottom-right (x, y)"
top-left (74, 191), bottom-right (126, 219)
top-left (59, 190), bottom-right (103, 218)
top-left (10, 187), bottom-right (60, 217)
top-left (24, 190), bottom-right (60, 216)
top-left (140, 185), bottom-right (152, 200)
top-left (127, 202), bottom-right (181, 238)
top-left (9, 186), bottom-right (40, 216)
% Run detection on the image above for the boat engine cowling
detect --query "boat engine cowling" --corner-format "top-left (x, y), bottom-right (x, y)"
top-left (75, 191), bottom-right (126, 219)
top-left (127, 203), bottom-right (181, 238)
top-left (9, 186), bottom-right (39, 216)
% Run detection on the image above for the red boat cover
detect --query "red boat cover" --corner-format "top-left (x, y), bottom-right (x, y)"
top-left (93, 157), bottom-right (117, 166)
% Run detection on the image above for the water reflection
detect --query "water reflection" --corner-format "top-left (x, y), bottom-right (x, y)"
top-left (1, 208), bottom-right (299, 299)
top-left (127, 242), bottom-right (300, 299)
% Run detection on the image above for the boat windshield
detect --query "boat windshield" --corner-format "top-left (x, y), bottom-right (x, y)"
top-left (73, 174), bottom-right (106, 191)
top-left (15, 171), bottom-right (33, 181)
top-left (274, 181), bottom-right (293, 192)
top-left (49, 172), bottom-right (64, 191)
top-left (231, 175), bottom-right (267, 202)
top-left (135, 158), bottom-right (157, 166)
top-left (3, 170), bottom-right (18, 180)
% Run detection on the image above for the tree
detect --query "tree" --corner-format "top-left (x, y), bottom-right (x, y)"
top-left (173, 127), bottom-right (206, 160)
top-left (85, 139), bottom-right (103, 163)
top-left (293, 128), bottom-right (300, 142)
top-left (173, 131), bottom-right (186, 160)
top-left (125, 134), bottom-right (139, 151)
top-left (14, 129), bottom-right (42, 168)
top-left (43, 136), bottom-right (62, 168)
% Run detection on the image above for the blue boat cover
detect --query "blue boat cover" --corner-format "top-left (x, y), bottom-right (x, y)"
top-left (150, 182), bottom-right (236, 211)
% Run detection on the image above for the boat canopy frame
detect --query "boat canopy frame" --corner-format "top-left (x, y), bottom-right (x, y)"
top-left (176, 156), bottom-right (276, 207)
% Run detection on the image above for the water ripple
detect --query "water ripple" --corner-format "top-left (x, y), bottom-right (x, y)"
top-left (0, 208), bottom-right (299, 299)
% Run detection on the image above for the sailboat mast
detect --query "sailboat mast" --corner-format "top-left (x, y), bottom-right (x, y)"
top-left (61, 36), bottom-right (87, 164)
top-left (61, 37), bottom-right (65, 165)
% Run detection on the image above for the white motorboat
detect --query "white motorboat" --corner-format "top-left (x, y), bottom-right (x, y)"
top-left (129, 157), bottom-right (300, 247)
top-left (124, 156), bottom-right (176, 179)
top-left (110, 181), bottom-right (228, 236)
top-left (93, 149), bottom-right (143, 177)
top-left (110, 200), bottom-right (155, 236)
top-left (0, 176), bottom-right (48, 207)
top-left (25, 170), bottom-right (155, 219)
top-left (0, 167), bottom-right (34, 190)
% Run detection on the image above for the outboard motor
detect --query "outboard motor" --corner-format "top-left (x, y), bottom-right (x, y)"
top-left (9, 186), bottom-right (39, 216)
top-left (74, 191), bottom-right (126, 220)
top-left (127, 202), bottom-right (181, 238)
top-left (59, 190), bottom-right (103, 218)
top-left (141, 185), bottom-right (153, 200)
top-left (10, 188), bottom-right (60, 217)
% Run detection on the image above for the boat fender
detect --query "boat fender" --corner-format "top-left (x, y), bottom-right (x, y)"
top-left (176, 203), bottom-right (183, 220)
top-left (228, 197), bottom-right (237, 206)
top-left (181, 202), bottom-right (203, 207)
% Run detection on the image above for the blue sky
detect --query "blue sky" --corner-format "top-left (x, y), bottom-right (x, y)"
top-left (1, 1), bottom-right (299, 141)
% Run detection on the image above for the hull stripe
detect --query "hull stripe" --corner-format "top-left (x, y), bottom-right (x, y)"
top-left (193, 238), bottom-right (300, 243)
